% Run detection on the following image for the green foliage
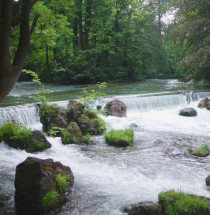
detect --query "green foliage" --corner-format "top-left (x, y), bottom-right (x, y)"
top-left (22, 69), bottom-right (53, 103)
top-left (189, 145), bottom-right (210, 157)
top-left (83, 133), bottom-right (92, 144)
top-left (158, 190), bottom-right (210, 215)
top-left (16, 0), bottom-right (175, 84)
top-left (42, 190), bottom-right (59, 209)
top-left (104, 129), bottom-right (134, 147)
top-left (79, 82), bottom-right (107, 112)
top-left (48, 127), bottom-right (65, 137)
top-left (169, 0), bottom-right (210, 82)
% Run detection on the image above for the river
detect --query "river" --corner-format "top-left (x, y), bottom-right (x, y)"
top-left (0, 79), bottom-right (210, 214)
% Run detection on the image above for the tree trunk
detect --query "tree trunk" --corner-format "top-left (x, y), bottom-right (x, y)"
top-left (84, 0), bottom-right (92, 50)
top-left (0, 0), bottom-right (38, 103)
top-left (78, 0), bottom-right (84, 50)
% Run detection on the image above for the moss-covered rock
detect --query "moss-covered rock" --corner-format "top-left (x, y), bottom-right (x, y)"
top-left (0, 122), bottom-right (51, 153)
top-left (15, 157), bottom-right (74, 214)
top-left (124, 201), bottom-right (163, 215)
top-left (104, 129), bottom-right (134, 147)
top-left (40, 103), bottom-right (68, 134)
top-left (61, 122), bottom-right (83, 144)
top-left (158, 190), bottom-right (210, 215)
top-left (189, 145), bottom-right (210, 157)
top-left (198, 98), bottom-right (210, 110)
top-left (77, 113), bottom-right (106, 135)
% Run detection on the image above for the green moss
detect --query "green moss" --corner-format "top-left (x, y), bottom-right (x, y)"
top-left (189, 145), bottom-right (210, 157)
top-left (26, 139), bottom-right (48, 153)
top-left (0, 122), bottom-right (32, 149)
top-left (104, 129), bottom-right (134, 147)
top-left (158, 190), bottom-right (210, 215)
top-left (61, 122), bottom-right (83, 144)
top-left (42, 190), bottom-right (59, 210)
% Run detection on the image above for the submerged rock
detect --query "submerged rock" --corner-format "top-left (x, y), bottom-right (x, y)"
top-left (130, 123), bottom-right (138, 128)
top-left (206, 175), bottom-right (210, 186)
top-left (40, 103), bottom-right (68, 133)
top-left (124, 201), bottom-right (163, 215)
top-left (15, 157), bottom-right (74, 214)
top-left (198, 98), bottom-right (210, 110)
top-left (104, 99), bottom-right (127, 117)
top-left (61, 122), bottom-right (83, 144)
top-left (179, 108), bottom-right (197, 117)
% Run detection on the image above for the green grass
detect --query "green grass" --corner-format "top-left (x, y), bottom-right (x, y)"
top-left (104, 128), bottom-right (134, 147)
top-left (189, 145), bottom-right (210, 157)
top-left (42, 190), bottom-right (59, 209)
top-left (55, 174), bottom-right (68, 191)
top-left (158, 190), bottom-right (210, 215)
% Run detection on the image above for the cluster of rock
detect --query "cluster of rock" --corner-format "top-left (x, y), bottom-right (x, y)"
top-left (179, 97), bottom-right (210, 117)
top-left (40, 100), bottom-right (107, 144)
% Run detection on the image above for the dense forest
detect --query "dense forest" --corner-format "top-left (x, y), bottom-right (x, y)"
top-left (1, 0), bottom-right (210, 85)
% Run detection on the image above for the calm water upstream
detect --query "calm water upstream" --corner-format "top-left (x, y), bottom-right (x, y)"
top-left (0, 79), bottom-right (210, 215)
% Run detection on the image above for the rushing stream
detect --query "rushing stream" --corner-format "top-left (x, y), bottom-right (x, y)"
top-left (0, 79), bottom-right (210, 215)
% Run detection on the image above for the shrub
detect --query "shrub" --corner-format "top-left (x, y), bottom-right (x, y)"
top-left (104, 129), bottom-right (134, 147)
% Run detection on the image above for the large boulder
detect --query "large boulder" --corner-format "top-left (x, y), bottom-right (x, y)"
top-left (198, 98), bottom-right (210, 110)
top-left (206, 175), bottom-right (210, 186)
top-left (15, 157), bottom-right (74, 214)
top-left (179, 108), bottom-right (197, 117)
top-left (124, 201), bottom-right (163, 215)
top-left (40, 103), bottom-right (68, 133)
top-left (104, 99), bottom-right (127, 117)
top-left (61, 122), bottom-right (83, 144)
top-left (159, 190), bottom-right (210, 215)
top-left (0, 122), bottom-right (51, 153)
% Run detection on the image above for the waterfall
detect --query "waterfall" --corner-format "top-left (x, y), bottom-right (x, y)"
top-left (0, 104), bottom-right (40, 127)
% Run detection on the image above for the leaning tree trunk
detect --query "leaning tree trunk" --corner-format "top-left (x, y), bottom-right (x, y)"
top-left (0, 0), bottom-right (38, 103)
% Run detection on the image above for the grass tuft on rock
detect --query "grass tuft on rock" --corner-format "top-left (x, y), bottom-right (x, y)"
top-left (189, 145), bottom-right (210, 157)
top-left (104, 128), bottom-right (134, 147)
top-left (55, 174), bottom-right (68, 191)
top-left (42, 190), bottom-right (59, 210)
top-left (158, 190), bottom-right (210, 215)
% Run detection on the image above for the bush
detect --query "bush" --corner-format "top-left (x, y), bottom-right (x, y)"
top-left (104, 129), bottom-right (134, 147)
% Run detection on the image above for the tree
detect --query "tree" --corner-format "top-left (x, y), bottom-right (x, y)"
top-left (0, 0), bottom-right (38, 102)
top-left (169, 0), bottom-right (210, 81)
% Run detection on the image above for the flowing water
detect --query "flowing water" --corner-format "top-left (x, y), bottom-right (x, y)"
top-left (0, 79), bottom-right (210, 215)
